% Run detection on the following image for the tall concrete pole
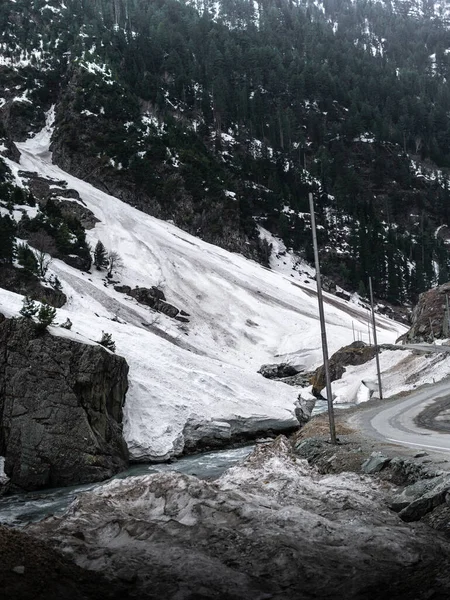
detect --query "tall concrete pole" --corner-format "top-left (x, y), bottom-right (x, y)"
top-left (309, 193), bottom-right (337, 444)
top-left (369, 277), bottom-right (383, 400)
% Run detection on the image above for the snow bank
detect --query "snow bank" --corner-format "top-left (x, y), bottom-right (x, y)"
top-left (329, 348), bottom-right (450, 404)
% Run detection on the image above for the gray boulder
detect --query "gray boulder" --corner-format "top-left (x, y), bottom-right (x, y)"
top-left (258, 363), bottom-right (299, 379)
top-left (0, 314), bottom-right (129, 491)
top-left (390, 474), bottom-right (450, 521)
top-left (311, 341), bottom-right (377, 396)
top-left (361, 452), bottom-right (391, 474)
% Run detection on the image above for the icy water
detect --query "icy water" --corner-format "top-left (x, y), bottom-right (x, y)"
top-left (0, 445), bottom-right (254, 527)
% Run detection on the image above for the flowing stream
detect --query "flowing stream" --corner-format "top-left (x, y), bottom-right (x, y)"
top-left (0, 445), bottom-right (254, 527)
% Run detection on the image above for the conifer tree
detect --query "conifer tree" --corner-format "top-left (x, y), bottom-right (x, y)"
top-left (17, 243), bottom-right (38, 274)
top-left (19, 296), bottom-right (38, 318)
top-left (0, 214), bottom-right (16, 263)
top-left (94, 240), bottom-right (108, 270)
top-left (36, 303), bottom-right (57, 331)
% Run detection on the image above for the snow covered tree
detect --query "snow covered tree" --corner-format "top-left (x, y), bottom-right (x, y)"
top-left (94, 240), bottom-right (108, 270)
top-left (19, 296), bottom-right (38, 318)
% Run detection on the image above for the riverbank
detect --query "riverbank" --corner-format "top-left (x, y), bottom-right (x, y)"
top-left (8, 436), bottom-right (449, 599)
top-left (3, 403), bottom-right (450, 599)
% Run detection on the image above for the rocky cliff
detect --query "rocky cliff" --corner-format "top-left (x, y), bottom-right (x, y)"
top-left (0, 314), bottom-right (129, 491)
top-left (398, 282), bottom-right (450, 344)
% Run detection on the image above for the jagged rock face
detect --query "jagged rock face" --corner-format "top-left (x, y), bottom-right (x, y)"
top-left (0, 315), bottom-right (129, 491)
top-left (311, 340), bottom-right (377, 395)
top-left (398, 282), bottom-right (450, 343)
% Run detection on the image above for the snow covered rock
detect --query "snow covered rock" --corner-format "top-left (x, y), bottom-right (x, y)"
top-left (0, 314), bottom-right (129, 491)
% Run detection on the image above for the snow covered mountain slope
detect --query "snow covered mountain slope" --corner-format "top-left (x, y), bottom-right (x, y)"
top-left (0, 115), bottom-right (406, 461)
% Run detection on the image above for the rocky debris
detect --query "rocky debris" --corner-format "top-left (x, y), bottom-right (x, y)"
top-left (0, 314), bottom-right (129, 491)
top-left (390, 473), bottom-right (450, 522)
top-left (0, 265), bottom-right (66, 308)
top-left (397, 281), bottom-right (450, 343)
top-left (362, 452), bottom-right (391, 474)
top-left (258, 362), bottom-right (299, 379)
top-left (28, 437), bottom-right (450, 599)
top-left (311, 340), bottom-right (377, 396)
top-left (114, 284), bottom-right (189, 322)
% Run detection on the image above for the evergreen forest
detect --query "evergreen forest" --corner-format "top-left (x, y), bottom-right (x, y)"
top-left (1, 0), bottom-right (450, 303)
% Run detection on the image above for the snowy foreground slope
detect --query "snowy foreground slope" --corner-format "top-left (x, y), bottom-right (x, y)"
top-left (0, 117), bottom-right (405, 460)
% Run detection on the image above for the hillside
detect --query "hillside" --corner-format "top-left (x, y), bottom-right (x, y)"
top-left (0, 111), bottom-right (405, 460)
top-left (1, 0), bottom-right (450, 305)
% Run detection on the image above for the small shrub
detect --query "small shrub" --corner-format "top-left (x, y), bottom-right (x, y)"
top-left (98, 331), bottom-right (116, 352)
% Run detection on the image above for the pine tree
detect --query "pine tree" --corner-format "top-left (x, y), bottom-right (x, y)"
top-left (94, 240), bottom-right (108, 270)
top-left (36, 303), bottom-right (57, 331)
top-left (0, 214), bottom-right (16, 263)
top-left (19, 296), bottom-right (38, 318)
top-left (17, 243), bottom-right (39, 274)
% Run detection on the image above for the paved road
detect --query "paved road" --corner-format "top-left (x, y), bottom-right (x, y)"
top-left (350, 379), bottom-right (450, 455)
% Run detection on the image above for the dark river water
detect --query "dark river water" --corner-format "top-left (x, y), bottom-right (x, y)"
top-left (0, 445), bottom-right (254, 527)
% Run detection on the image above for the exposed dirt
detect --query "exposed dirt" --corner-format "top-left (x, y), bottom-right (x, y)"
top-left (0, 525), bottom-right (131, 600)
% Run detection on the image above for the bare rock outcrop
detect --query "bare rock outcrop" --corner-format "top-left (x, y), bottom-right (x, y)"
top-left (397, 282), bottom-right (450, 343)
top-left (311, 340), bottom-right (377, 396)
top-left (114, 284), bottom-right (190, 322)
top-left (0, 314), bottom-right (129, 491)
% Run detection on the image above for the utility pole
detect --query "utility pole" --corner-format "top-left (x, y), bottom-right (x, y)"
top-left (369, 277), bottom-right (383, 400)
top-left (445, 294), bottom-right (450, 339)
top-left (309, 193), bottom-right (337, 444)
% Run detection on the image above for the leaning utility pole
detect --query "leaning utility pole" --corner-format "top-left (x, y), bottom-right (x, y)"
top-left (309, 193), bottom-right (337, 444)
top-left (368, 277), bottom-right (383, 400)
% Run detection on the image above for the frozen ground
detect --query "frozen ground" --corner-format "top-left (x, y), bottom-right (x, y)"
top-left (0, 111), bottom-right (406, 460)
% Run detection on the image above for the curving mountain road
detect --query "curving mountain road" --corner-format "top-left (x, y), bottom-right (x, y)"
top-left (350, 379), bottom-right (450, 455)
